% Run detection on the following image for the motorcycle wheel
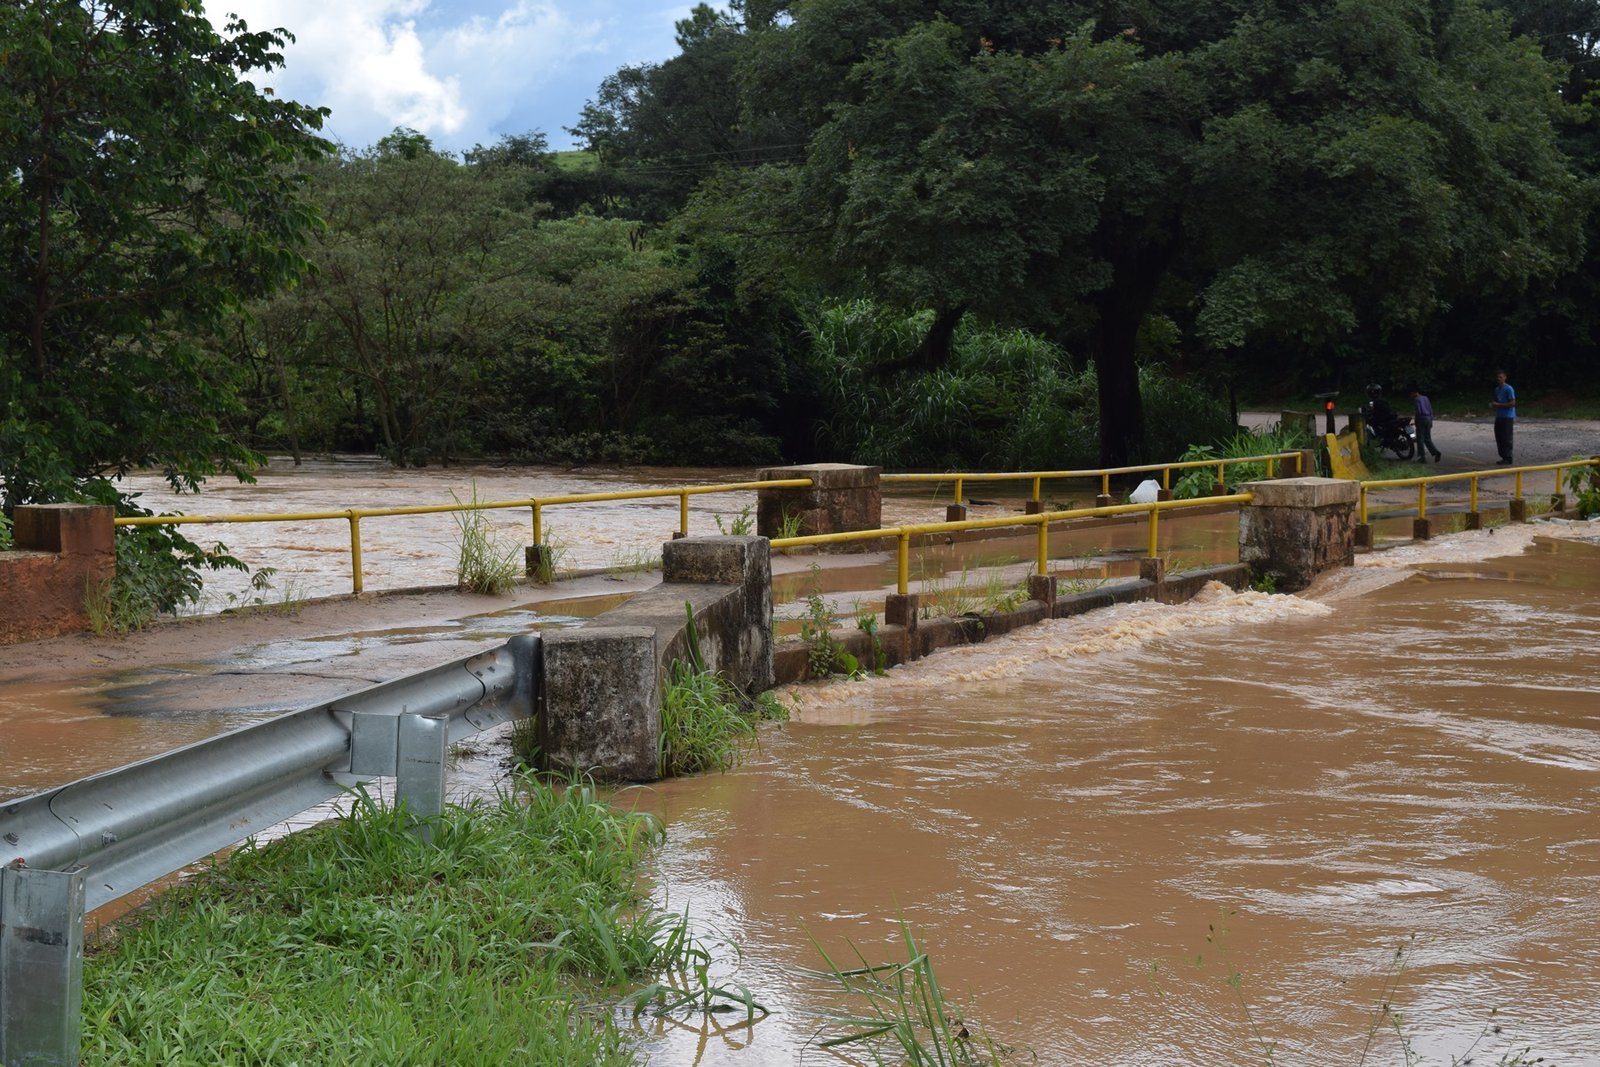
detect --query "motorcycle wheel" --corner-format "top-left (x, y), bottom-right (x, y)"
top-left (1392, 438), bottom-right (1415, 461)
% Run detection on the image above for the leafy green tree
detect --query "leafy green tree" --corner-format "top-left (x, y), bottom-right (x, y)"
top-left (0, 0), bottom-right (330, 512)
top-left (699, 0), bottom-right (1584, 462)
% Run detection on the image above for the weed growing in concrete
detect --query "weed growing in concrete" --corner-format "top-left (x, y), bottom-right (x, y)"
top-left (452, 484), bottom-right (521, 595)
top-left (509, 715), bottom-right (540, 770)
top-left (1057, 556), bottom-right (1111, 594)
top-left (606, 546), bottom-right (659, 577)
top-left (918, 563), bottom-right (1028, 619)
top-left (714, 505), bottom-right (755, 536)
top-left (530, 526), bottom-right (572, 585)
top-left (80, 781), bottom-right (704, 1065)
top-left (659, 603), bottom-right (788, 777)
top-left (776, 510), bottom-right (803, 540)
top-left (805, 920), bottom-right (1018, 1065)
top-left (0, 511), bottom-right (10, 549)
top-left (799, 564), bottom-right (848, 677)
top-left (857, 611), bottom-right (887, 675)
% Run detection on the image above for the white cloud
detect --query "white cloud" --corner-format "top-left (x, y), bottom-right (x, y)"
top-left (213, 0), bottom-right (610, 151)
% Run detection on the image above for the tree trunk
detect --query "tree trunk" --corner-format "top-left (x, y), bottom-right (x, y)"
top-left (1091, 237), bottom-right (1176, 467)
top-left (913, 305), bottom-right (965, 370)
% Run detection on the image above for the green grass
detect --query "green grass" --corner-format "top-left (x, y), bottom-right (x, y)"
top-left (805, 921), bottom-right (1018, 1066)
top-left (659, 603), bottom-right (788, 776)
top-left (81, 782), bottom-right (702, 1066)
top-left (452, 484), bottom-right (522, 595)
top-left (916, 561), bottom-right (1029, 619)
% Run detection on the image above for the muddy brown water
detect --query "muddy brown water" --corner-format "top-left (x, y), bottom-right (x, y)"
top-left (5, 459), bottom-right (1600, 1064)
top-left (629, 533), bottom-right (1600, 1066)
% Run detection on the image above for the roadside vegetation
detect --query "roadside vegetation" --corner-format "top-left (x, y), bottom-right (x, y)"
top-left (82, 783), bottom-right (694, 1065)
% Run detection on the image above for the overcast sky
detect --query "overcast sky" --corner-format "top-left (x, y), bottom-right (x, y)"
top-left (212, 0), bottom-right (698, 153)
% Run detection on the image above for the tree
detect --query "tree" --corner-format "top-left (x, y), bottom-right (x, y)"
top-left (707, 0), bottom-right (1584, 463)
top-left (0, 0), bottom-right (330, 512)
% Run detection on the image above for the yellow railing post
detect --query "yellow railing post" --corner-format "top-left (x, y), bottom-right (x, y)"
top-left (532, 502), bottom-right (542, 547)
top-left (1162, 467), bottom-right (1171, 491)
top-left (1147, 504), bottom-right (1159, 559)
top-left (1418, 483), bottom-right (1428, 519)
top-left (1036, 518), bottom-right (1048, 577)
top-left (1359, 486), bottom-right (1369, 526)
top-left (679, 492), bottom-right (689, 538)
top-left (1470, 477), bottom-right (1479, 514)
top-left (1031, 476), bottom-right (1042, 504)
top-left (1100, 473), bottom-right (1110, 498)
top-left (897, 532), bottom-right (911, 595)
top-left (1514, 471), bottom-right (1523, 499)
top-left (1266, 458), bottom-right (1276, 478)
top-left (954, 477), bottom-right (964, 506)
top-left (348, 513), bottom-right (363, 594)
top-left (1215, 462), bottom-right (1225, 487)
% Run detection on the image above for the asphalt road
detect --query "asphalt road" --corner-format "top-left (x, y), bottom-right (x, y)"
top-left (1244, 411), bottom-right (1600, 472)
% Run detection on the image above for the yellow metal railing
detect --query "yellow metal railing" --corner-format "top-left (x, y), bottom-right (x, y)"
top-left (115, 479), bottom-right (813, 594)
top-left (882, 452), bottom-right (1305, 506)
top-left (1357, 459), bottom-right (1600, 525)
top-left (771, 495), bottom-right (1254, 596)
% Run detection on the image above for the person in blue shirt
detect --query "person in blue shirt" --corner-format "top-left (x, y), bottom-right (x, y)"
top-left (1408, 384), bottom-right (1442, 462)
top-left (1490, 370), bottom-right (1516, 464)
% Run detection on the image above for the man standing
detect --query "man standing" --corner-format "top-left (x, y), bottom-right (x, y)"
top-left (1409, 384), bottom-right (1442, 462)
top-left (1491, 370), bottom-right (1516, 465)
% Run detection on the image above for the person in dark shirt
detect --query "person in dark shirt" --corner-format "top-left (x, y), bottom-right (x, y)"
top-left (1408, 384), bottom-right (1442, 462)
top-left (1364, 384), bottom-right (1396, 440)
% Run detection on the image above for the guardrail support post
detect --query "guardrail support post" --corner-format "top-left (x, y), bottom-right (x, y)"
top-left (945, 503), bottom-right (968, 522)
top-left (1239, 477), bottom-right (1358, 593)
top-left (526, 544), bottom-right (554, 582)
top-left (397, 714), bottom-right (449, 842)
top-left (1, 863), bottom-right (86, 1067)
top-left (1138, 557), bottom-right (1166, 602)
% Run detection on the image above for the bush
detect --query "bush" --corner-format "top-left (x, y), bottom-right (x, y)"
top-left (805, 300), bottom-right (1234, 469)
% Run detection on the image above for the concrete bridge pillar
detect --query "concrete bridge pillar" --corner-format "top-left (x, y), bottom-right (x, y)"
top-left (1238, 477), bottom-right (1358, 593)
top-left (539, 535), bottom-right (773, 782)
top-left (757, 463), bottom-right (880, 543)
top-left (0, 504), bottom-right (115, 645)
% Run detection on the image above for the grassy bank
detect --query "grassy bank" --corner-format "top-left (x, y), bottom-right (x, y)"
top-left (81, 782), bottom-right (695, 1065)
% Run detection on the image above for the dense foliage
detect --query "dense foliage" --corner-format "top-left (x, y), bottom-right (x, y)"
top-left (4, 0), bottom-right (1598, 516)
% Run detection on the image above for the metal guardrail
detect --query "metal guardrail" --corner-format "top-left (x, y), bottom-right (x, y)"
top-left (772, 495), bottom-right (1255, 595)
top-left (1357, 458), bottom-right (1600, 525)
top-left (0, 634), bottom-right (540, 1066)
top-left (882, 452), bottom-right (1306, 505)
top-left (113, 479), bottom-right (814, 595)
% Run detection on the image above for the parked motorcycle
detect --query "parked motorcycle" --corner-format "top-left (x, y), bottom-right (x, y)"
top-left (1361, 403), bottom-right (1417, 461)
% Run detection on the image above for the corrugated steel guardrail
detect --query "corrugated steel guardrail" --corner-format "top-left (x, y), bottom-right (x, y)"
top-left (0, 633), bottom-right (540, 1066)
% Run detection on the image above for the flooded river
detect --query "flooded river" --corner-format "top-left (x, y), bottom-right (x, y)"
top-left (8, 459), bottom-right (1600, 1064)
top-left (632, 531), bottom-right (1600, 1066)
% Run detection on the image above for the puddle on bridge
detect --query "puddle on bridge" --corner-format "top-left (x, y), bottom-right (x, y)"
top-left (626, 529), bottom-right (1600, 1067)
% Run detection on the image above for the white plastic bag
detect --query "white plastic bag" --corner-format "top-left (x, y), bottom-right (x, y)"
top-left (1128, 478), bottom-right (1161, 504)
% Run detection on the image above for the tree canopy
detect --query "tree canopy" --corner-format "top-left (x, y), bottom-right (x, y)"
top-left (589, 0), bottom-right (1587, 463)
top-left (0, 0), bottom-right (330, 511)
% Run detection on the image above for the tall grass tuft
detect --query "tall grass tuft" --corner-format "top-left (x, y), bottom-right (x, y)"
top-left (659, 603), bottom-right (788, 777)
top-left (452, 483), bottom-right (522, 594)
top-left (80, 780), bottom-right (705, 1065)
top-left (805, 921), bottom-right (1018, 1065)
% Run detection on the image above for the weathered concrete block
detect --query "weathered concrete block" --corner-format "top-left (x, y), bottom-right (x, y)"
top-left (661, 536), bottom-right (772, 695)
top-left (1239, 477), bottom-right (1357, 593)
top-left (540, 627), bottom-right (659, 782)
top-left (757, 464), bottom-right (881, 546)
